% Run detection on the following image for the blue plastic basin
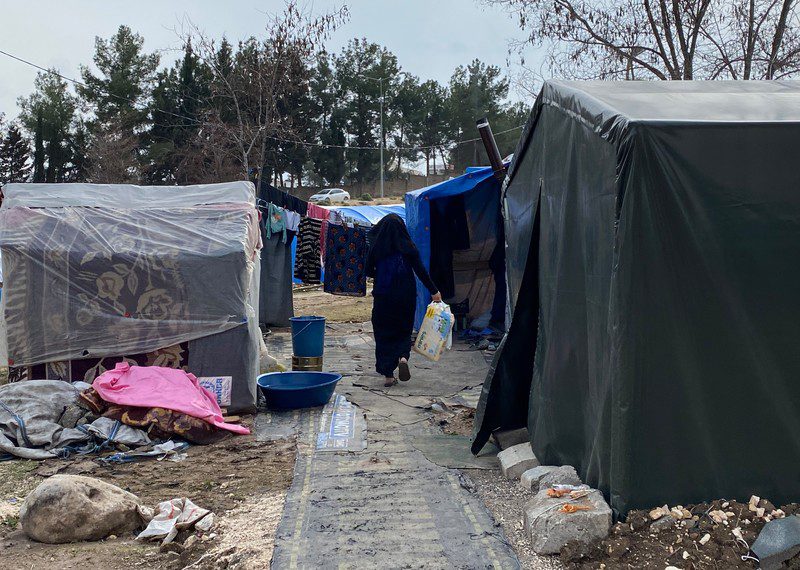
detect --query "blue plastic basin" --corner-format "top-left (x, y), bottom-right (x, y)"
top-left (257, 371), bottom-right (342, 410)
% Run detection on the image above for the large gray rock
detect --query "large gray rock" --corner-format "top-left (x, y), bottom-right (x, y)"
top-left (523, 488), bottom-right (612, 554)
top-left (20, 475), bottom-right (145, 543)
top-left (497, 443), bottom-right (539, 480)
top-left (521, 465), bottom-right (582, 493)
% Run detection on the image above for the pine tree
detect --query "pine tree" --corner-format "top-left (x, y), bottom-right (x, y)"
top-left (78, 25), bottom-right (159, 130)
top-left (0, 123), bottom-right (32, 184)
top-left (32, 113), bottom-right (45, 182)
top-left (65, 120), bottom-right (90, 182)
top-left (18, 71), bottom-right (77, 183)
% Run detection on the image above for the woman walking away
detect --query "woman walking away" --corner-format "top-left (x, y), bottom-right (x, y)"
top-left (366, 214), bottom-right (441, 387)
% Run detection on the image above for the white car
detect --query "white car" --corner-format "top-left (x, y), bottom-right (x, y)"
top-left (309, 188), bottom-right (350, 204)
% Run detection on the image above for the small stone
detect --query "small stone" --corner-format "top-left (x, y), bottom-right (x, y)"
top-left (650, 505), bottom-right (670, 520)
top-left (652, 515), bottom-right (677, 533)
top-left (699, 533), bottom-right (711, 545)
top-left (497, 443), bottom-right (540, 480)
top-left (183, 535), bottom-right (198, 549)
top-left (682, 550), bottom-right (690, 560)
top-left (709, 510), bottom-right (729, 524)
top-left (107, 535), bottom-right (117, 540)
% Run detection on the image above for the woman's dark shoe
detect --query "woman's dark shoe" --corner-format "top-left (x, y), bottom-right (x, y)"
top-left (384, 377), bottom-right (397, 387)
top-left (398, 359), bottom-right (411, 382)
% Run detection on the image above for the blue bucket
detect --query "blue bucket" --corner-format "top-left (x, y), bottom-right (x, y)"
top-left (290, 316), bottom-right (326, 358)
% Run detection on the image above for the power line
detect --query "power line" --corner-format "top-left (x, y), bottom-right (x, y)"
top-left (0, 47), bottom-right (525, 153)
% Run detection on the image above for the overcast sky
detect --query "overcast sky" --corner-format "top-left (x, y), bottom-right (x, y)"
top-left (0, 0), bottom-right (541, 121)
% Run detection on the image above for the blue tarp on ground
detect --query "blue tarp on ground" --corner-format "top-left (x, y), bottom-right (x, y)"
top-left (405, 167), bottom-right (501, 329)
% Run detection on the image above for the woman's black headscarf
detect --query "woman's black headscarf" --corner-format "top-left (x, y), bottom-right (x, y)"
top-left (366, 214), bottom-right (416, 270)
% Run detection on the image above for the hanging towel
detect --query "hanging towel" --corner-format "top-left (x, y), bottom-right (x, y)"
top-left (324, 223), bottom-right (367, 297)
top-left (294, 217), bottom-right (323, 285)
top-left (266, 203), bottom-right (287, 243)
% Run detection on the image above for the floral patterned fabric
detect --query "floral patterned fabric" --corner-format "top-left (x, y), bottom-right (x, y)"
top-left (79, 387), bottom-right (227, 445)
top-left (323, 223), bottom-right (368, 297)
top-left (0, 204), bottom-right (259, 366)
top-left (11, 343), bottom-right (189, 384)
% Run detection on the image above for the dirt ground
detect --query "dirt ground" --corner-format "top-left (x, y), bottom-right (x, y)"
top-left (0, 428), bottom-right (296, 570)
top-left (562, 498), bottom-right (798, 569)
top-left (292, 286), bottom-right (373, 323)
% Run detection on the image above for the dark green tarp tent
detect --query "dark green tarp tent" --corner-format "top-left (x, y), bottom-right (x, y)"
top-left (473, 80), bottom-right (800, 515)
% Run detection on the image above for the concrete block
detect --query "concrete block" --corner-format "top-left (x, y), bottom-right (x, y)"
top-left (492, 427), bottom-right (530, 450)
top-left (540, 465), bottom-right (582, 492)
top-left (497, 443), bottom-right (539, 480)
top-left (520, 466), bottom-right (558, 491)
top-left (520, 465), bottom-right (581, 493)
top-left (523, 488), bottom-right (612, 555)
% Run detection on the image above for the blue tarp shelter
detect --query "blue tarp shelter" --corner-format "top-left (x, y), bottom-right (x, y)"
top-left (324, 204), bottom-right (405, 224)
top-left (405, 167), bottom-right (504, 329)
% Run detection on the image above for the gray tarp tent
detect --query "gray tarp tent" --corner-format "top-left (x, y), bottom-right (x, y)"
top-left (473, 80), bottom-right (800, 515)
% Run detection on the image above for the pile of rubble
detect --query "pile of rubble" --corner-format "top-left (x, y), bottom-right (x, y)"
top-left (497, 443), bottom-right (612, 555)
top-left (496, 441), bottom-right (800, 569)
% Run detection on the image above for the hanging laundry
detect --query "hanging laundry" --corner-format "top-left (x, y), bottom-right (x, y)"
top-left (306, 203), bottom-right (330, 220)
top-left (307, 203), bottom-right (331, 261)
top-left (266, 203), bottom-right (287, 243)
top-left (260, 223), bottom-right (294, 326)
top-left (295, 217), bottom-right (323, 285)
top-left (324, 223), bottom-right (368, 297)
top-left (285, 210), bottom-right (301, 233)
top-left (258, 183), bottom-right (308, 216)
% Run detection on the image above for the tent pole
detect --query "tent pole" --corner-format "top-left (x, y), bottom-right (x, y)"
top-left (476, 117), bottom-right (506, 182)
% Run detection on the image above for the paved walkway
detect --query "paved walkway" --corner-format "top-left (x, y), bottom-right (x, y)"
top-left (261, 323), bottom-right (519, 569)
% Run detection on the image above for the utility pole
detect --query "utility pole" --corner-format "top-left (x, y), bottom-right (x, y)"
top-left (359, 73), bottom-right (387, 198)
top-left (379, 77), bottom-right (384, 198)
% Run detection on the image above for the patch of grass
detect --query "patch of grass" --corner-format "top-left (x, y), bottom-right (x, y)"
top-left (0, 460), bottom-right (40, 497)
top-left (2, 515), bottom-right (19, 529)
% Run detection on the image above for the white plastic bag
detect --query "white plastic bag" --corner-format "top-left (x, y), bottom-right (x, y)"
top-left (413, 302), bottom-right (454, 362)
top-left (136, 497), bottom-right (212, 545)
